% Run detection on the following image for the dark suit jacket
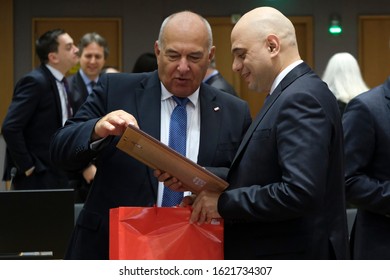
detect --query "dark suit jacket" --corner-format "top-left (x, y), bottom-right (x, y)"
top-left (67, 71), bottom-right (89, 113)
top-left (205, 72), bottom-right (238, 96)
top-left (218, 62), bottom-right (349, 259)
top-left (337, 100), bottom-right (347, 116)
top-left (66, 71), bottom-right (96, 202)
top-left (50, 71), bottom-right (252, 259)
top-left (343, 77), bottom-right (390, 259)
top-left (2, 64), bottom-right (69, 189)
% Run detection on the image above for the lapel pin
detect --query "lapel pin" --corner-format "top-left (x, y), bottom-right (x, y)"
top-left (213, 107), bottom-right (220, 112)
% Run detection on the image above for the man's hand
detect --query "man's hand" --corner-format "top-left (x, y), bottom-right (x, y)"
top-left (153, 169), bottom-right (189, 192)
top-left (91, 110), bottom-right (138, 141)
top-left (154, 169), bottom-right (223, 223)
top-left (25, 166), bottom-right (35, 177)
top-left (82, 164), bottom-right (97, 184)
top-left (190, 190), bottom-right (222, 224)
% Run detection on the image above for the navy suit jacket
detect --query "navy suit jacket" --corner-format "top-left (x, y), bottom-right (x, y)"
top-left (343, 77), bottom-right (390, 259)
top-left (218, 62), bottom-right (349, 259)
top-left (67, 71), bottom-right (89, 113)
top-left (2, 64), bottom-right (69, 189)
top-left (205, 72), bottom-right (238, 96)
top-left (50, 71), bottom-right (251, 259)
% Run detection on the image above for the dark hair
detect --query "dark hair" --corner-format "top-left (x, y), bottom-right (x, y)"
top-left (35, 29), bottom-right (66, 64)
top-left (78, 32), bottom-right (109, 59)
top-left (132, 52), bottom-right (158, 73)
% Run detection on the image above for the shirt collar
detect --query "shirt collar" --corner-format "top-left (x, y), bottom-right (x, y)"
top-left (79, 69), bottom-right (98, 85)
top-left (203, 69), bottom-right (219, 82)
top-left (45, 64), bottom-right (64, 81)
top-left (269, 60), bottom-right (303, 95)
top-left (160, 82), bottom-right (199, 107)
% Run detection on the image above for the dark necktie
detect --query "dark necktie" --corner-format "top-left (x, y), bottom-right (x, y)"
top-left (61, 77), bottom-right (73, 118)
top-left (161, 96), bottom-right (189, 207)
top-left (89, 81), bottom-right (96, 94)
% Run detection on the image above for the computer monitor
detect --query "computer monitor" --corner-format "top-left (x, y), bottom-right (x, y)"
top-left (0, 189), bottom-right (74, 259)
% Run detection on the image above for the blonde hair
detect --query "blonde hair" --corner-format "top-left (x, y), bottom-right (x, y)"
top-left (322, 52), bottom-right (369, 103)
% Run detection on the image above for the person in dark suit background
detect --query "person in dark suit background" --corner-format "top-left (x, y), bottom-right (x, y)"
top-left (203, 58), bottom-right (238, 96)
top-left (158, 6), bottom-right (349, 259)
top-left (50, 11), bottom-right (251, 259)
top-left (67, 32), bottom-right (109, 202)
top-left (343, 77), bottom-right (390, 259)
top-left (68, 32), bottom-right (109, 112)
top-left (2, 29), bottom-right (79, 190)
top-left (132, 52), bottom-right (158, 73)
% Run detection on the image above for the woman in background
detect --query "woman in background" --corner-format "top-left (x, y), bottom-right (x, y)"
top-left (322, 52), bottom-right (369, 114)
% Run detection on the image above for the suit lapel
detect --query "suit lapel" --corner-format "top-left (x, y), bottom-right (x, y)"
top-left (132, 72), bottom-right (161, 201)
top-left (384, 77), bottom-right (390, 112)
top-left (230, 62), bottom-right (312, 168)
top-left (68, 72), bottom-right (89, 112)
top-left (197, 85), bottom-right (221, 166)
top-left (230, 84), bottom-right (282, 167)
top-left (135, 72), bottom-right (161, 140)
top-left (75, 72), bottom-right (89, 101)
top-left (40, 65), bottom-right (63, 126)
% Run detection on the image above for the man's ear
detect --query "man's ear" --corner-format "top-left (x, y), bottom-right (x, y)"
top-left (209, 46), bottom-right (216, 61)
top-left (154, 40), bottom-right (161, 57)
top-left (266, 34), bottom-right (279, 54)
top-left (48, 52), bottom-right (59, 64)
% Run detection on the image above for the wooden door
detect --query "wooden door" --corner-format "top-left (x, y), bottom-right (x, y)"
top-left (0, 0), bottom-right (13, 129)
top-left (359, 16), bottom-right (390, 88)
top-left (32, 18), bottom-right (122, 73)
top-left (207, 16), bottom-right (314, 117)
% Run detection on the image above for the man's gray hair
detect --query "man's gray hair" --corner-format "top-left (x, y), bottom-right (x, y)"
top-left (157, 11), bottom-right (213, 51)
top-left (78, 32), bottom-right (109, 59)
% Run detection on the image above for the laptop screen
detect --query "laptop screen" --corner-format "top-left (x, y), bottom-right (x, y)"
top-left (0, 189), bottom-right (74, 259)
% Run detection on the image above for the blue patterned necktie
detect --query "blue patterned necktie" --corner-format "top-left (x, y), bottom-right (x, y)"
top-left (161, 96), bottom-right (189, 207)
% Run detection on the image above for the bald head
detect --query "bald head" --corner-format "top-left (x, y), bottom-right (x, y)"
top-left (230, 7), bottom-right (301, 93)
top-left (234, 7), bottom-right (299, 56)
top-left (158, 11), bottom-right (213, 51)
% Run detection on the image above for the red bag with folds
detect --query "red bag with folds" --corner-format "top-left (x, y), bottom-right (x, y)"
top-left (109, 206), bottom-right (224, 260)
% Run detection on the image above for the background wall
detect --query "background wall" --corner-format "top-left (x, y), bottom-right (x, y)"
top-left (2, 0), bottom-right (390, 190)
top-left (11, 0), bottom-right (390, 79)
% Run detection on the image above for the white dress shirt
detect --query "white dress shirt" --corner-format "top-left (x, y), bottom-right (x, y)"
top-left (45, 64), bottom-right (71, 125)
top-left (269, 60), bottom-right (303, 95)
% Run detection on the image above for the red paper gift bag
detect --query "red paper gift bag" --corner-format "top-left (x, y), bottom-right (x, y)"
top-left (109, 206), bottom-right (223, 260)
